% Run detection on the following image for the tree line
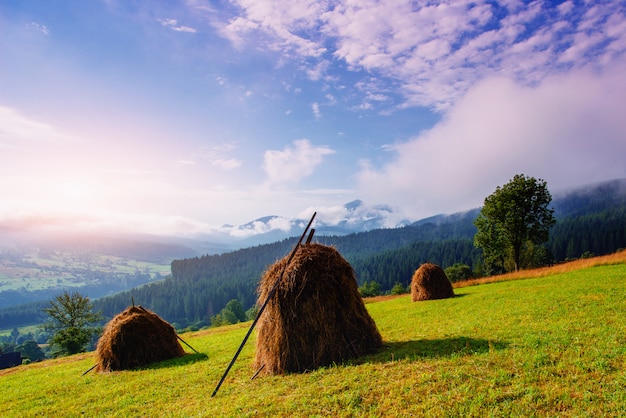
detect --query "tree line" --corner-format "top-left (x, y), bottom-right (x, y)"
top-left (548, 206), bottom-right (626, 261)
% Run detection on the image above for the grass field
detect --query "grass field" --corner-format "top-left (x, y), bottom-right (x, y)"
top-left (2, 253), bottom-right (625, 417)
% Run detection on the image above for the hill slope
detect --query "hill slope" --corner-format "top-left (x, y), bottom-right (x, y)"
top-left (2, 253), bottom-right (625, 416)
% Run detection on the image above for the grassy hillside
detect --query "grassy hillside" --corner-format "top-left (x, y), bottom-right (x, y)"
top-left (2, 253), bottom-right (626, 417)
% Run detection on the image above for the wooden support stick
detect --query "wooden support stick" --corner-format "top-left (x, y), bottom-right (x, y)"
top-left (177, 335), bottom-right (200, 354)
top-left (305, 228), bottom-right (315, 244)
top-left (211, 211), bottom-right (316, 397)
top-left (250, 364), bottom-right (265, 380)
top-left (82, 364), bottom-right (97, 376)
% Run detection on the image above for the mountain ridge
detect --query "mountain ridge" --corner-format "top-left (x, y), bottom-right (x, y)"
top-left (194, 177), bottom-right (626, 249)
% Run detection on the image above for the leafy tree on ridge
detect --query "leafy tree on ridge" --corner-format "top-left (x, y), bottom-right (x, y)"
top-left (474, 174), bottom-right (556, 273)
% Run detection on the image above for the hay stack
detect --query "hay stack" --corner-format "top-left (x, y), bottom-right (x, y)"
top-left (254, 243), bottom-right (382, 375)
top-left (95, 306), bottom-right (185, 372)
top-left (411, 263), bottom-right (455, 301)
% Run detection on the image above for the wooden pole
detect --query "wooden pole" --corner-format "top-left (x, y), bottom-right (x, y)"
top-left (81, 364), bottom-right (97, 376)
top-left (250, 364), bottom-right (265, 380)
top-left (177, 335), bottom-right (200, 354)
top-left (211, 212), bottom-right (316, 397)
top-left (305, 228), bottom-right (315, 244)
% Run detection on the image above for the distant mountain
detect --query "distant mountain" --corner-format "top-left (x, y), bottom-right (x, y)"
top-left (411, 208), bottom-right (481, 227)
top-left (203, 199), bottom-right (408, 248)
top-left (551, 178), bottom-right (626, 218)
top-left (195, 179), bottom-right (626, 249)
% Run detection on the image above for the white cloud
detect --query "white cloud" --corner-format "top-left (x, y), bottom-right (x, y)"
top-left (311, 102), bottom-right (321, 120)
top-left (27, 22), bottom-right (49, 36)
top-left (176, 159), bottom-right (195, 166)
top-left (262, 139), bottom-right (335, 186)
top-left (298, 200), bottom-right (396, 228)
top-left (213, 1), bottom-right (626, 111)
top-left (356, 63), bottom-right (626, 220)
top-left (212, 158), bottom-right (242, 170)
top-left (227, 216), bottom-right (293, 238)
top-left (0, 207), bottom-right (222, 237)
top-left (305, 60), bottom-right (330, 81)
top-left (175, 26), bottom-right (197, 33)
top-left (219, 0), bottom-right (327, 56)
top-left (558, 1), bottom-right (574, 16)
top-left (0, 106), bottom-right (74, 145)
top-left (197, 142), bottom-right (242, 170)
top-left (157, 18), bottom-right (197, 33)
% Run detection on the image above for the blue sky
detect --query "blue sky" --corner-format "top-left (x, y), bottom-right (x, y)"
top-left (1, 0), bottom-right (625, 237)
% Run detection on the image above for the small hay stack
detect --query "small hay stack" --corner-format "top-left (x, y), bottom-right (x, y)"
top-left (95, 305), bottom-right (185, 372)
top-left (411, 263), bottom-right (455, 302)
top-left (254, 243), bottom-right (382, 375)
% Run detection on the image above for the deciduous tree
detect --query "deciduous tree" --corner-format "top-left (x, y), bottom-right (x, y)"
top-left (444, 263), bottom-right (473, 282)
top-left (42, 291), bottom-right (103, 357)
top-left (358, 280), bottom-right (381, 297)
top-left (16, 340), bottom-right (45, 362)
top-left (474, 174), bottom-right (556, 273)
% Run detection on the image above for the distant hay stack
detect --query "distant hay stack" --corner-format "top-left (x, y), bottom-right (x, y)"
top-left (95, 306), bottom-right (185, 372)
top-left (254, 243), bottom-right (383, 375)
top-left (411, 263), bottom-right (455, 302)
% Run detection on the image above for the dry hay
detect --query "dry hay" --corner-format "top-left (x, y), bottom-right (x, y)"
top-left (411, 263), bottom-right (455, 301)
top-left (254, 243), bottom-right (383, 375)
top-left (95, 305), bottom-right (185, 372)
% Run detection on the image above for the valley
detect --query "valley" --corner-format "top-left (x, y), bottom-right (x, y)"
top-left (0, 246), bottom-right (170, 293)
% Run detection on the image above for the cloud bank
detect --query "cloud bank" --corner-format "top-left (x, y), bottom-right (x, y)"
top-left (357, 63), bottom-right (626, 221)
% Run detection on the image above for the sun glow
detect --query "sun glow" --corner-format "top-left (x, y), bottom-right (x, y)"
top-left (56, 181), bottom-right (91, 199)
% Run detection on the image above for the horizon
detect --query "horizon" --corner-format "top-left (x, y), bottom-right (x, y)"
top-left (2, 1), bottom-right (626, 239)
top-left (2, 175), bottom-right (622, 247)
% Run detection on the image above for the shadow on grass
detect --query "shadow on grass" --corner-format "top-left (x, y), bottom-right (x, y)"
top-left (143, 352), bottom-right (209, 370)
top-left (81, 353), bottom-right (209, 376)
top-left (354, 337), bottom-right (508, 365)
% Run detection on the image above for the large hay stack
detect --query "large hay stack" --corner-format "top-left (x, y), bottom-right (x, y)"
top-left (411, 263), bottom-right (455, 301)
top-left (95, 306), bottom-right (185, 372)
top-left (254, 243), bottom-right (382, 375)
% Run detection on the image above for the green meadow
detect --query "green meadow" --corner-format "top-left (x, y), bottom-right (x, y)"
top-left (2, 260), bottom-right (625, 417)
